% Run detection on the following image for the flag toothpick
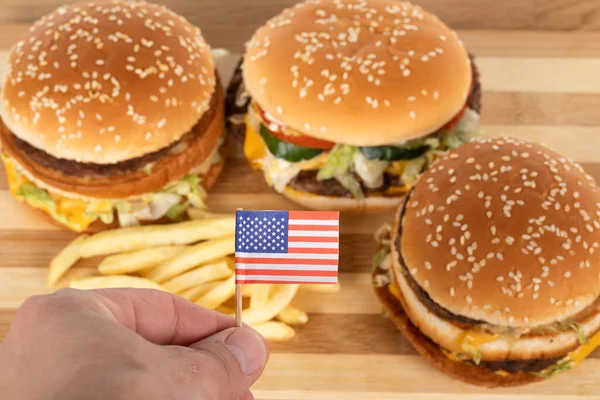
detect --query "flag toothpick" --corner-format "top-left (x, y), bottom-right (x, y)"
top-left (233, 209), bottom-right (340, 328)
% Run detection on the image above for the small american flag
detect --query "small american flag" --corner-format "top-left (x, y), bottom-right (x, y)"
top-left (234, 210), bottom-right (340, 284)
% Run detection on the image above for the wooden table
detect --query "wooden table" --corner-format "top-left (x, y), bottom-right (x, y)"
top-left (2, 0), bottom-right (600, 398)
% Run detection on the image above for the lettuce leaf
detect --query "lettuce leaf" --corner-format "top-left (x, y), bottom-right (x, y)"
top-left (317, 145), bottom-right (356, 180)
top-left (318, 145), bottom-right (364, 199)
top-left (401, 156), bottom-right (427, 186)
top-left (166, 201), bottom-right (190, 222)
top-left (16, 184), bottom-right (54, 209)
top-left (532, 360), bottom-right (572, 379)
top-left (372, 246), bottom-right (390, 272)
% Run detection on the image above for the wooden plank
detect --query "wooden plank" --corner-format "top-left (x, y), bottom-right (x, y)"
top-left (2, 0), bottom-right (600, 33)
top-left (2, 26), bottom-right (600, 57)
top-left (482, 92), bottom-right (600, 127)
top-left (253, 354), bottom-right (600, 398)
top-left (0, 268), bottom-right (378, 311)
top-left (479, 58), bottom-right (600, 94)
top-left (460, 31), bottom-right (600, 58)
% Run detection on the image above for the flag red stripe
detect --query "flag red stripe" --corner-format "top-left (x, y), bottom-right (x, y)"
top-left (235, 269), bottom-right (338, 277)
top-left (288, 224), bottom-right (339, 231)
top-left (287, 248), bottom-right (339, 254)
top-left (236, 280), bottom-right (336, 284)
top-left (289, 211), bottom-right (339, 220)
top-left (287, 236), bottom-right (339, 243)
top-left (235, 257), bottom-right (338, 265)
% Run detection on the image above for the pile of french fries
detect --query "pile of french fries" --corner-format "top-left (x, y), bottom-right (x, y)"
top-left (47, 208), bottom-right (340, 341)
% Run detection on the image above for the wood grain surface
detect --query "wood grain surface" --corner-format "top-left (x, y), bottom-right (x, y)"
top-left (1, 0), bottom-right (600, 398)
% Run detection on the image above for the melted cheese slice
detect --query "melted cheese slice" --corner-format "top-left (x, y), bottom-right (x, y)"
top-left (457, 331), bottom-right (498, 349)
top-left (2, 153), bottom-right (101, 231)
top-left (244, 116), bottom-right (267, 170)
top-left (567, 329), bottom-right (600, 365)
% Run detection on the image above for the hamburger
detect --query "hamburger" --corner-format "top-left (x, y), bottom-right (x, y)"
top-left (226, 0), bottom-right (482, 212)
top-left (0, 0), bottom-right (225, 232)
top-left (373, 137), bottom-right (600, 387)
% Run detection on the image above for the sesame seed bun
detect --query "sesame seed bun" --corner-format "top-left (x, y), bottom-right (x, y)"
top-left (0, 0), bottom-right (215, 164)
top-left (282, 185), bottom-right (404, 213)
top-left (400, 137), bottom-right (600, 328)
top-left (243, 0), bottom-right (472, 146)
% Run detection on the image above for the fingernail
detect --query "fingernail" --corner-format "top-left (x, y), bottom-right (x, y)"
top-left (225, 328), bottom-right (268, 375)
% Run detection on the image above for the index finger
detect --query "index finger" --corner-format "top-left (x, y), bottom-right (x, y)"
top-left (90, 288), bottom-right (236, 346)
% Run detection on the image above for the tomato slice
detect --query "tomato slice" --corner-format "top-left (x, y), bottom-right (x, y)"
top-left (440, 104), bottom-right (467, 132)
top-left (255, 104), bottom-right (335, 150)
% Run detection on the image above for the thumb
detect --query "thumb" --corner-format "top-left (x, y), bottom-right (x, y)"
top-left (188, 326), bottom-right (269, 400)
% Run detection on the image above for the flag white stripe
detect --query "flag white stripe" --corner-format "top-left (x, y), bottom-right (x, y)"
top-left (235, 252), bottom-right (338, 260)
top-left (287, 242), bottom-right (338, 249)
top-left (236, 275), bottom-right (338, 283)
top-left (236, 263), bottom-right (338, 271)
top-left (287, 230), bottom-right (338, 237)
top-left (288, 219), bottom-right (339, 226)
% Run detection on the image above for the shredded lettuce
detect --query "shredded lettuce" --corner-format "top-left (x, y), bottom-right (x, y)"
top-left (353, 151), bottom-right (388, 189)
top-left (532, 359), bottom-right (572, 379)
top-left (401, 156), bottom-right (426, 186)
top-left (16, 184), bottom-right (54, 209)
top-left (568, 321), bottom-right (589, 345)
top-left (317, 145), bottom-right (356, 179)
top-left (166, 201), bottom-right (190, 222)
top-left (460, 338), bottom-right (483, 365)
top-left (372, 246), bottom-right (390, 272)
top-left (164, 175), bottom-right (207, 209)
top-left (318, 145), bottom-right (364, 199)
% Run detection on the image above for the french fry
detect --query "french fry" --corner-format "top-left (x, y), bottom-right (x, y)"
top-left (276, 305), bottom-right (308, 325)
top-left (178, 282), bottom-right (220, 302)
top-left (187, 208), bottom-right (233, 220)
top-left (162, 260), bottom-right (232, 293)
top-left (69, 275), bottom-right (165, 291)
top-left (98, 246), bottom-right (186, 275)
top-left (301, 282), bottom-right (341, 294)
top-left (242, 284), bottom-right (299, 325)
top-left (216, 305), bottom-right (235, 315)
top-left (77, 217), bottom-right (236, 258)
top-left (250, 284), bottom-right (271, 309)
top-left (146, 236), bottom-right (234, 283)
top-left (252, 321), bottom-right (296, 341)
top-left (47, 234), bottom-right (89, 286)
top-left (195, 274), bottom-right (236, 309)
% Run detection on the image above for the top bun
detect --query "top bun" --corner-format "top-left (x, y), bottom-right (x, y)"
top-left (1, 0), bottom-right (215, 164)
top-left (399, 137), bottom-right (600, 327)
top-left (243, 0), bottom-right (472, 146)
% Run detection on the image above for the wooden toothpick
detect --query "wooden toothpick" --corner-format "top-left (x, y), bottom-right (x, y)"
top-left (235, 208), bottom-right (243, 327)
top-left (235, 283), bottom-right (242, 327)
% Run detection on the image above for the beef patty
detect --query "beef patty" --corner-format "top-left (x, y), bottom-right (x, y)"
top-left (4, 80), bottom-right (221, 178)
top-left (289, 170), bottom-right (403, 198)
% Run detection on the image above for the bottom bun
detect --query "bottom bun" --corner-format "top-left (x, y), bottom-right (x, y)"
top-left (373, 272), bottom-right (542, 387)
top-left (282, 186), bottom-right (404, 213)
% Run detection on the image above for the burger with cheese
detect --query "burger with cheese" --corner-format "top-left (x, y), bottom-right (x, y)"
top-left (373, 137), bottom-right (600, 386)
top-left (227, 0), bottom-right (481, 212)
top-left (0, 0), bottom-right (225, 232)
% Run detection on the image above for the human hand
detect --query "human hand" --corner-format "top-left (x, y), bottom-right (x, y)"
top-left (0, 288), bottom-right (269, 400)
